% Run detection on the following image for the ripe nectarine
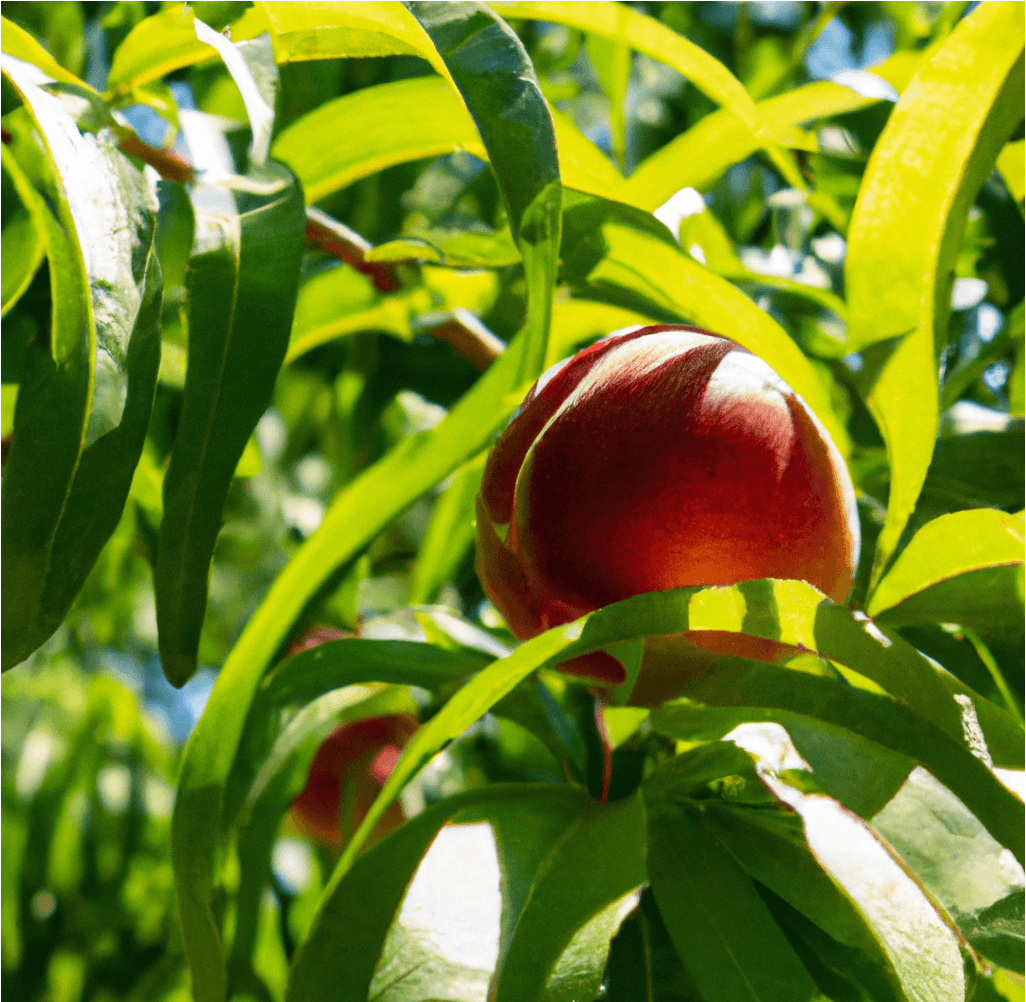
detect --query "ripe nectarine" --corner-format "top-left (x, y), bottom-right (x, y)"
top-left (475, 325), bottom-right (859, 699)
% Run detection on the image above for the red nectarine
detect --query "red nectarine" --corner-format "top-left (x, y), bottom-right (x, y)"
top-left (475, 325), bottom-right (859, 698)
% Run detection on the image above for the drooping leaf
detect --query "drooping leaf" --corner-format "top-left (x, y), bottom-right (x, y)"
top-left (493, 794), bottom-right (647, 1002)
top-left (155, 166), bottom-right (305, 687)
top-left (869, 509), bottom-right (1025, 619)
top-left (642, 784), bottom-right (820, 1001)
top-left (1, 59), bottom-right (162, 670)
top-left (286, 784), bottom-right (587, 1002)
top-left (404, 0), bottom-right (562, 382)
top-left (844, 2), bottom-right (1025, 586)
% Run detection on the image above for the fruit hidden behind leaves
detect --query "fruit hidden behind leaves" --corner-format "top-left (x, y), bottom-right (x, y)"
top-left (475, 325), bottom-right (860, 703)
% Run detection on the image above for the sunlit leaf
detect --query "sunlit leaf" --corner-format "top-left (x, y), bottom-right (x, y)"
top-left (869, 509), bottom-right (1025, 619)
top-left (845, 3), bottom-right (1025, 587)
top-left (622, 47), bottom-right (928, 208)
top-left (272, 74), bottom-right (622, 207)
top-left (287, 785), bottom-right (586, 1002)
top-left (997, 138), bottom-right (1025, 202)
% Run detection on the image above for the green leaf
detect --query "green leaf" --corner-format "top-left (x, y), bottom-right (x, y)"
top-left (286, 785), bottom-right (586, 1002)
top-left (493, 794), bottom-right (647, 1002)
top-left (560, 193), bottom-right (847, 450)
top-left (155, 166), bottom-right (305, 688)
top-left (872, 766), bottom-right (1026, 973)
top-left (869, 509), bottom-right (1025, 619)
top-left (270, 74), bottom-right (624, 207)
top-left (699, 807), bottom-right (909, 1002)
top-left (620, 47), bottom-right (927, 209)
top-left (652, 661), bottom-right (1024, 865)
top-left (491, 1), bottom-right (783, 150)
top-left (0, 62), bottom-right (162, 670)
top-left (642, 794), bottom-right (820, 1002)
top-left (0, 202), bottom-right (45, 319)
top-left (103, 4), bottom-right (268, 98)
top-left (409, 452), bottom-right (486, 604)
top-left (366, 225), bottom-right (522, 269)
top-left (285, 266), bottom-right (427, 364)
top-left (0, 15), bottom-right (92, 90)
top-left (844, 3), bottom-right (1025, 586)
top-left (257, 0), bottom-right (454, 82)
top-left (997, 138), bottom-right (1025, 202)
top-left (171, 332), bottom-right (529, 1002)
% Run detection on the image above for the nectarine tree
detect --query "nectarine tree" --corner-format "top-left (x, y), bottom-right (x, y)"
top-left (1, 3), bottom-right (1023, 1002)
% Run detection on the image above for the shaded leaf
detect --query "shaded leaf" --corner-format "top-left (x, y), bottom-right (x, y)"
top-left (872, 766), bottom-right (1026, 973)
top-left (493, 794), bottom-right (646, 1002)
top-left (643, 793), bottom-right (819, 1002)
top-left (0, 202), bottom-right (44, 319)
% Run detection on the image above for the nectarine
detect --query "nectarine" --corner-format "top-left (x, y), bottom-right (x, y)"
top-left (475, 325), bottom-right (859, 698)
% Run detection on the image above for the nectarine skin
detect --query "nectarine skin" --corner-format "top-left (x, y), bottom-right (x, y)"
top-left (290, 714), bottom-right (418, 850)
top-left (476, 325), bottom-right (859, 692)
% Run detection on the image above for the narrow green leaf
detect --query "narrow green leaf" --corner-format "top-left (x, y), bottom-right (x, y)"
top-left (171, 333), bottom-right (529, 1002)
top-left (586, 32), bottom-right (631, 167)
top-left (493, 794), bottom-right (647, 1002)
top-left (156, 167), bottom-right (305, 687)
top-left (0, 205), bottom-right (44, 319)
top-left (873, 766), bottom-right (1026, 973)
top-left (104, 5), bottom-right (268, 98)
top-left (286, 785), bottom-right (586, 1002)
top-left (652, 662), bottom-right (1024, 865)
top-left (409, 452), bottom-right (486, 604)
top-left (403, 0), bottom-right (561, 381)
top-left (560, 194), bottom-right (846, 449)
top-left (0, 15), bottom-right (92, 90)
top-left (869, 509), bottom-right (1024, 618)
top-left (643, 798), bottom-right (819, 1002)
top-left (1, 61), bottom-right (162, 669)
top-left (621, 48), bottom-right (927, 208)
top-left (845, 3), bottom-right (1025, 586)
top-left (491, 1), bottom-right (781, 149)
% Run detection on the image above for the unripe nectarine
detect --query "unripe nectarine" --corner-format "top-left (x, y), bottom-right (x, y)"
top-left (475, 325), bottom-right (859, 699)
